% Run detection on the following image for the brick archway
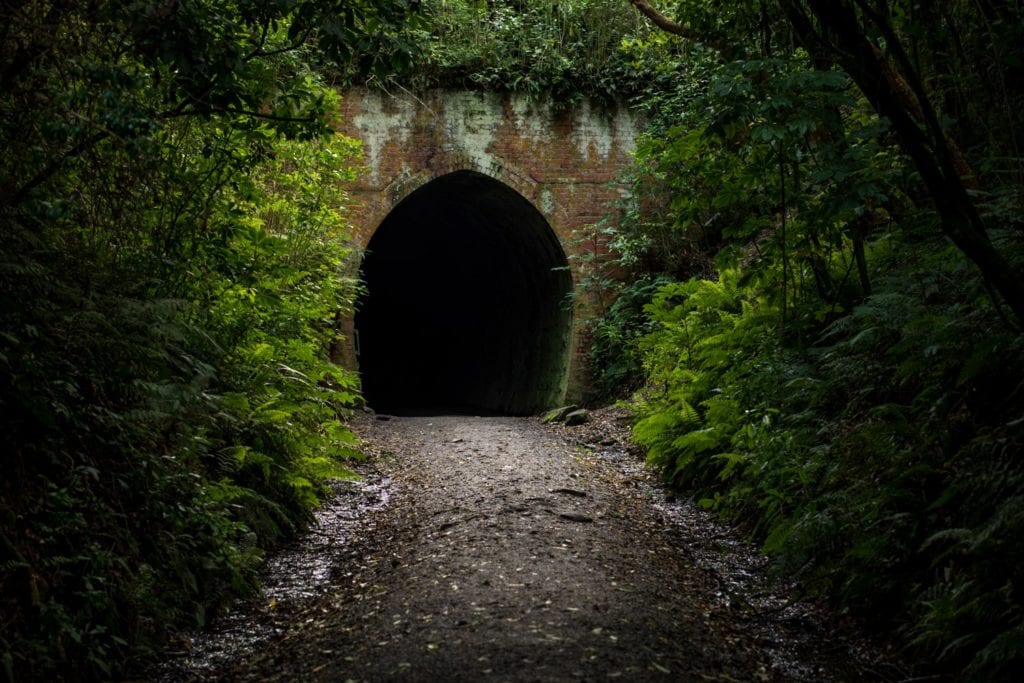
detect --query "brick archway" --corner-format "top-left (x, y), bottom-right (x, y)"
top-left (334, 88), bottom-right (638, 406)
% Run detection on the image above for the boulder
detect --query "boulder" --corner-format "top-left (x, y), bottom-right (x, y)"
top-left (564, 409), bottom-right (590, 426)
top-left (542, 405), bottom-right (579, 423)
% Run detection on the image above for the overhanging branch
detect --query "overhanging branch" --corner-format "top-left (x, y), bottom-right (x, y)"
top-left (626, 0), bottom-right (734, 53)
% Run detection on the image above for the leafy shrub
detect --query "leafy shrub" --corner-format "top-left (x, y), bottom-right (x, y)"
top-left (0, 5), bottom-right (372, 674)
top-left (398, 0), bottom-right (652, 102)
top-left (0, 124), bottom-right (365, 680)
top-left (602, 16), bottom-right (1024, 676)
top-left (627, 243), bottom-right (1024, 678)
top-left (587, 274), bottom-right (675, 402)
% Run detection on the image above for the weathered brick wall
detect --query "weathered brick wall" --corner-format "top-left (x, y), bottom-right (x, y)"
top-left (334, 88), bottom-right (638, 403)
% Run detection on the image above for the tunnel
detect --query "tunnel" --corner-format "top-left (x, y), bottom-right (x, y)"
top-left (354, 171), bottom-right (573, 416)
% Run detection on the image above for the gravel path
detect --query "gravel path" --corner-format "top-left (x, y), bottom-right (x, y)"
top-left (192, 412), bottom-right (898, 682)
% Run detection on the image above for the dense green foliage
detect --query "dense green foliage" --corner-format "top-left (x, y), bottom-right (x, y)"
top-left (588, 1), bottom-right (1024, 678)
top-left (388, 0), bottom-right (651, 102)
top-left (0, 1), bottom-right (420, 679)
top-left (4, 0), bottom-right (1024, 679)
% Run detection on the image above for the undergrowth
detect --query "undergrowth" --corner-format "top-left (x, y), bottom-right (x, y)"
top-left (630, 244), bottom-right (1024, 678)
top-left (590, 8), bottom-right (1024, 677)
top-left (0, 126), bottom-right (365, 681)
top-left (0, 2), bottom-right (390, 676)
top-left (379, 0), bottom-right (652, 104)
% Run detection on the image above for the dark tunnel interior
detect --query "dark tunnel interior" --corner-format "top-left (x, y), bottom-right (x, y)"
top-left (354, 171), bottom-right (573, 416)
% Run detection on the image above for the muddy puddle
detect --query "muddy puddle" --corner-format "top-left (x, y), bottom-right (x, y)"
top-left (154, 471), bottom-right (391, 681)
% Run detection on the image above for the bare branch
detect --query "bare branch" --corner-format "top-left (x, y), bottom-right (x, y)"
top-left (627, 0), bottom-right (690, 38)
top-left (9, 131), bottom-right (109, 207)
top-left (626, 0), bottom-right (734, 53)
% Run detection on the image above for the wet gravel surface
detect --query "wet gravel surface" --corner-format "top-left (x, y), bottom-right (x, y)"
top-left (157, 408), bottom-right (908, 682)
top-left (155, 473), bottom-right (392, 679)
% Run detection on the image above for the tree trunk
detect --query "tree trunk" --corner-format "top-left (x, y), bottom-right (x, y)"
top-left (851, 219), bottom-right (872, 298)
top-left (626, 0), bottom-right (1024, 323)
top-left (779, 0), bottom-right (1024, 324)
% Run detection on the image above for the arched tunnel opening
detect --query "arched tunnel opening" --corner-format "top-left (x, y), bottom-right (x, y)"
top-left (354, 171), bottom-right (573, 416)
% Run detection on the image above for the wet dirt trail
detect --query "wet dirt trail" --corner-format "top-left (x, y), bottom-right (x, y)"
top-left (160, 410), bottom-right (902, 682)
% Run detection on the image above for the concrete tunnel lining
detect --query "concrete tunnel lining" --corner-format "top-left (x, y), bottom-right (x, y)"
top-left (354, 171), bottom-right (573, 416)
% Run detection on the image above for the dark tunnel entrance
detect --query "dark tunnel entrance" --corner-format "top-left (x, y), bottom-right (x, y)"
top-left (354, 171), bottom-right (573, 416)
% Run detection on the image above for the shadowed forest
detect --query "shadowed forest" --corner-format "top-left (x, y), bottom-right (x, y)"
top-left (2, 1), bottom-right (1024, 680)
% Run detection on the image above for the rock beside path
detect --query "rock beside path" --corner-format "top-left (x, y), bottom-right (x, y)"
top-left (540, 405), bottom-right (578, 423)
top-left (563, 408), bottom-right (590, 426)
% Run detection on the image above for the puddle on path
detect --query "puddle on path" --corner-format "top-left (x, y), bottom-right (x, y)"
top-left (155, 472), bottom-right (391, 680)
